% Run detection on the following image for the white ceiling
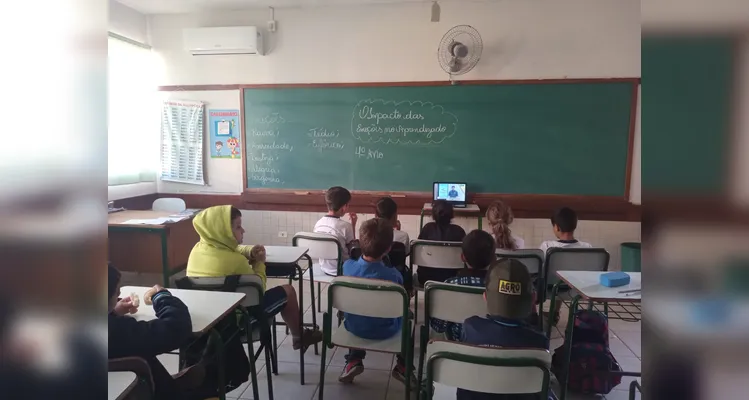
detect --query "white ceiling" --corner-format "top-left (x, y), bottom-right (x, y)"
top-left (117, 0), bottom-right (436, 14)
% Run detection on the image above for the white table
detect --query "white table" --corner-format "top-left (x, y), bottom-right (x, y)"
top-left (120, 286), bottom-right (246, 334)
top-left (420, 202), bottom-right (483, 232)
top-left (108, 371), bottom-right (138, 400)
top-left (262, 245), bottom-right (314, 384)
top-left (552, 271), bottom-right (642, 400)
top-left (556, 271), bottom-right (641, 302)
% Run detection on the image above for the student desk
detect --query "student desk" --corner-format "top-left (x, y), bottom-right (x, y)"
top-left (264, 245), bottom-right (316, 385)
top-left (109, 210), bottom-right (199, 287)
top-left (108, 371), bottom-right (138, 400)
top-left (420, 203), bottom-right (482, 233)
top-left (121, 286), bottom-right (246, 400)
top-left (550, 271), bottom-right (642, 400)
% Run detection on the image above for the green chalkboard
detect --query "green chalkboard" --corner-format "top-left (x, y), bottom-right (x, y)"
top-left (243, 81), bottom-right (634, 196)
top-left (642, 37), bottom-right (734, 195)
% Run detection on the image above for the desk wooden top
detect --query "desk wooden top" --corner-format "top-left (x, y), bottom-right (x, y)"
top-left (121, 286), bottom-right (245, 334)
top-left (422, 202), bottom-right (482, 214)
top-left (108, 210), bottom-right (191, 228)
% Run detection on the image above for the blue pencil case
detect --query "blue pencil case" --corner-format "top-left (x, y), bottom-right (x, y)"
top-left (600, 272), bottom-right (630, 287)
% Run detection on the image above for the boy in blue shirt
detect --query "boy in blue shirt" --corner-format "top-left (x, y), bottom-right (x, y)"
top-left (339, 218), bottom-right (415, 387)
top-left (461, 259), bottom-right (549, 400)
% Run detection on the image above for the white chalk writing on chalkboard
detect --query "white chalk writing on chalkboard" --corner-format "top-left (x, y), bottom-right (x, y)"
top-left (250, 142), bottom-right (294, 151)
top-left (351, 99), bottom-right (458, 145)
top-left (250, 175), bottom-right (283, 185)
top-left (249, 153), bottom-right (278, 164)
top-left (309, 139), bottom-right (345, 152)
top-left (308, 127), bottom-right (340, 138)
top-left (251, 166), bottom-right (280, 174)
top-left (355, 146), bottom-right (384, 159)
top-left (249, 112), bottom-right (286, 124)
top-left (249, 128), bottom-right (280, 137)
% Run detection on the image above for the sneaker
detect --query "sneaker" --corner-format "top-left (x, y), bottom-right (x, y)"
top-left (339, 359), bottom-right (364, 383)
top-left (291, 328), bottom-right (323, 353)
top-left (391, 363), bottom-right (417, 389)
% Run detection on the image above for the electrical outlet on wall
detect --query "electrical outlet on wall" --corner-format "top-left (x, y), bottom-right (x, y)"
top-left (278, 231), bottom-right (287, 238)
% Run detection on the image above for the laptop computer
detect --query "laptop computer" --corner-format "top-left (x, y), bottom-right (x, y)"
top-left (433, 182), bottom-right (467, 208)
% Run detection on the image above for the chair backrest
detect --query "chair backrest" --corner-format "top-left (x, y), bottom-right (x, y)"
top-left (544, 247), bottom-right (610, 286)
top-left (495, 249), bottom-right (544, 275)
top-left (293, 232), bottom-right (342, 268)
top-left (410, 240), bottom-right (464, 269)
top-left (424, 281), bottom-right (485, 324)
top-left (108, 357), bottom-right (154, 397)
top-left (175, 274), bottom-right (264, 308)
top-left (327, 276), bottom-right (408, 318)
top-left (152, 197), bottom-right (187, 213)
top-left (425, 340), bottom-right (551, 396)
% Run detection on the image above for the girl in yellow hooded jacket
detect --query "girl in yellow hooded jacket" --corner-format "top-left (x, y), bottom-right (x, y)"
top-left (187, 205), bottom-right (322, 352)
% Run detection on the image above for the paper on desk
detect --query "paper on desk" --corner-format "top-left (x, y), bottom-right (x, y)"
top-left (120, 216), bottom-right (189, 225)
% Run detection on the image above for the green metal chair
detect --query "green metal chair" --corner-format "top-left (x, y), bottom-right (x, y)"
top-left (409, 240), bottom-right (465, 325)
top-left (318, 276), bottom-right (414, 400)
top-left (424, 340), bottom-right (552, 400)
top-left (417, 281), bottom-right (485, 391)
top-left (293, 231), bottom-right (343, 311)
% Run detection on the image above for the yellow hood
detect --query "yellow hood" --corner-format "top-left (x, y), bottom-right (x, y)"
top-left (192, 205), bottom-right (237, 250)
top-left (187, 205), bottom-right (266, 287)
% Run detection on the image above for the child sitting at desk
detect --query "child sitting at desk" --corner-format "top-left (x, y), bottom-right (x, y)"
top-left (417, 199), bottom-right (467, 285)
top-left (108, 264), bottom-right (203, 400)
top-left (339, 218), bottom-right (415, 387)
top-left (186, 205), bottom-right (322, 352)
top-left (314, 186), bottom-right (359, 275)
top-left (430, 229), bottom-right (496, 341)
top-left (460, 259), bottom-right (549, 400)
top-left (539, 207), bottom-right (592, 325)
top-left (486, 200), bottom-right (525, 250)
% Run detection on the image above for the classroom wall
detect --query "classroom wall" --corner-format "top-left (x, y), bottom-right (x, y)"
top-left (109, 0), bottom-right (149, 44)
top-left (147, 0), bottom-right (642, 267)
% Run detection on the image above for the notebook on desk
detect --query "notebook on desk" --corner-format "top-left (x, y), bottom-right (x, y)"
top-left (433, 182), bottom-right (467, 208)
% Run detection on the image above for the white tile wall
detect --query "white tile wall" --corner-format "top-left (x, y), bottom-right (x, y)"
top-left (240, 210), bottom-right (641, 270)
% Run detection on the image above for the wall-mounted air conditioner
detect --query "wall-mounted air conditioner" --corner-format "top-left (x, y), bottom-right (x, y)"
top-left (183, 26), bottom-right (263, 56)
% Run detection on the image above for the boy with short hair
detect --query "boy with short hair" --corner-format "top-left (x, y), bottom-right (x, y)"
top-left (314, 186), bottom-right (358, 275)
top-left (430, 229), bottom-right (496, 341)
top-left (339, 218), bottom-right (415, 387)
top-left (539, 207), bottom-right (592, 254)
top-left (461, 259), bottom-right (549, 400)
top-left (539, 206), bottom-right (592, 325)
top-left (374, 196), bottom-right (410, 253)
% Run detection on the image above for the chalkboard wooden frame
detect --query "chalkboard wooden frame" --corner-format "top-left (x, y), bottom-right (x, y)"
top-left (156, 78), bottom-right (641, 221)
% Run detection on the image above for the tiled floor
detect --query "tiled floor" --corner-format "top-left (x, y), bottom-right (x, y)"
top-left (157, 279), bottom-right (641, 400)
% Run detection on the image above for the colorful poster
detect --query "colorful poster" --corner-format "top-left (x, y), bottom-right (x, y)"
top-left (208, 109), bottom-right (241, 159)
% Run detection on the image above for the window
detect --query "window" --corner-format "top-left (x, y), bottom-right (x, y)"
top-left (108, 34), bottom-right (159, 186)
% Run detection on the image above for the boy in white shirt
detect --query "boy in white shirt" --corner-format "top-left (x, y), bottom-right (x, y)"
top-left (539, 206), bottom-right (592, 325)
top-left (539, 207), bottom-right (592, 254)
top-left (313, 186), bottom-right (358, 276)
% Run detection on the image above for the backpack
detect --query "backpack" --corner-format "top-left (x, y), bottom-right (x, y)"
top-left (179, 306), bottom-right (250, 398)
top-left (552, 310), bottom-right (622, 395)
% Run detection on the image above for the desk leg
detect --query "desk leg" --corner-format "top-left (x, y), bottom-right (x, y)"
top-left (560, 295), bottom-right (581, 400)
top-left (304, 254), bottom-right (319, 356)
top-left (477, 216), bottom-right (482, 230)
top-left (296, 264), bottom-right (306, 385)
top-left (160, 231), bottom-right (170, 288)
top-left (419, 209), bottom-right (425, 234)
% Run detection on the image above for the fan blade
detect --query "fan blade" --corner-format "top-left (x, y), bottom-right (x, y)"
top-left (449, 57), bottom-right (462, 73)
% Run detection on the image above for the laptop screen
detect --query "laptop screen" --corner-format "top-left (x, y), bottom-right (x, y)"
top-left (433, 183), bottom-right (466, 203)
